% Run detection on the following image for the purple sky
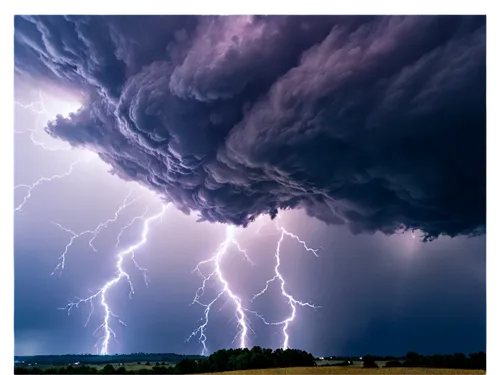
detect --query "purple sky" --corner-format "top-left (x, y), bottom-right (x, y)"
top-left (13, 14), bottom-right (487, 355)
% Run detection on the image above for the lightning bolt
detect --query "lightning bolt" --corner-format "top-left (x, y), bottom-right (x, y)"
top-left (51, 189), bottom-right (143, 276)
top-left (188, 226), bottom-right (254, 355)
top-left (15, 128), bottom-right (72, 152)
top-left (60, 204), bottom-right (168, 354)
top-left (14, 159), bottom-right (82, 212)
top-left (14, 90), bottom-right (73, 152)
top-left (13, 91), bottom-right (85, 212)
top-left (14, 90), bottom-right (47, 115)
top-left (251, 221), bottom-right (320, 350)
top-left (15, 91), bottom-right (321, 354)
top-left (14, 89), bottom-right (171, 355)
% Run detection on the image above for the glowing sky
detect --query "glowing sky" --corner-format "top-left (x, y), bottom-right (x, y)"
top-left (13, 15), bottom-right (486, 357)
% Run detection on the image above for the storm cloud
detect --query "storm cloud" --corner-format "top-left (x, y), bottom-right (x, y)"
top-left (14, 15), bottom-right (486, 240)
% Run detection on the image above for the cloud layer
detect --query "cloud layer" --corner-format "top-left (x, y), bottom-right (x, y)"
top-left (14, 15), bottom-right (486, 239)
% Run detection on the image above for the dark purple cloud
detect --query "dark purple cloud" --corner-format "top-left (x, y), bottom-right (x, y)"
top-left (14, 15), bottom-right (486, 240)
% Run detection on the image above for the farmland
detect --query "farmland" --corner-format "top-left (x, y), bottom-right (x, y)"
top-left (206, 367), bottom-right (486, 374)
top-left (14, 348), bottom-right (486, 374)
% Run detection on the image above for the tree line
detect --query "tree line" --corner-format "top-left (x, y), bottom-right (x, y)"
top-left (14, 347), bottom-right (315, 374)
top-left (14, 348), bottom-right (486, 374)
top-left (358, 351), bottom-right (485, 370)
top-left (14, 354), bottom-right (202, 366)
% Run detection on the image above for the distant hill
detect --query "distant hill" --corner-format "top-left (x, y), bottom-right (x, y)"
top-left (14, 353), bottom-right (205, 365)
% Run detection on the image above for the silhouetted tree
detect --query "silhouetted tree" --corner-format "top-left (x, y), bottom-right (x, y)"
top-left (470, 351), bottom-right (486, 370)
top-left (362, 355), bottom-right (379, 368)
top-left (405, 351), bottom-right (423, 366)
top-left (196, 358), bottom-right (211, 373)
top-left (175, 359), bottom-right (198, 374)
top-left (100, 364), bottom-right (115, 374)
top-left (14, 368), bottom-right (30, 374)
top-left (384, 360), bottom-right (402, 368)
top-left (73, 365), bottom-right (87, 374)
top-left (152, 365), bottom-right (169, 374)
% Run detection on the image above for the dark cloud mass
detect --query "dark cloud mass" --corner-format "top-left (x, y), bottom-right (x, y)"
top-left (14, 15), bottom-right (486, 239)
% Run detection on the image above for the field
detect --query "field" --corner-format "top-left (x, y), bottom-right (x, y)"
top-left (14, 363), bottom-right (487, 374)
top-left (93, 363), bottom-right (175, 371)
top-left (14, 354), bottom-right (486, 374)
top-left (205, 367), bottom-right (486, 374)
top-left (316, 360), bottom-right (387, 367)
top-left (15, 362), bottom-right (174, 372)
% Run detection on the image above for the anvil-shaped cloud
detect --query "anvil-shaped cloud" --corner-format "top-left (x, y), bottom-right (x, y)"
top-left (14, 15), bottom-right (486, 240)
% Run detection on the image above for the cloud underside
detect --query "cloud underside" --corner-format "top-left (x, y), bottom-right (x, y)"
top-left (14, 15), bottom-right (486, 240)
